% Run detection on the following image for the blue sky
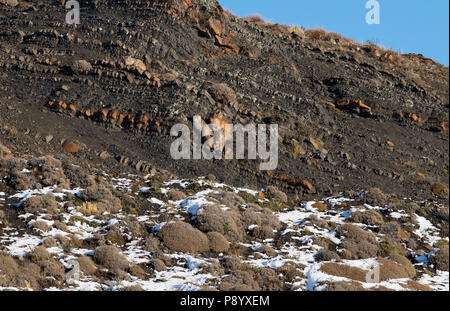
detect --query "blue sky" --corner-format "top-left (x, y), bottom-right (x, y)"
top-left (220, 0), bottom-right (449, 66)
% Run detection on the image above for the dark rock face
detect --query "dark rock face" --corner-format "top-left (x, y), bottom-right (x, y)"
top-left (0, 0), bottom-right (448, 202)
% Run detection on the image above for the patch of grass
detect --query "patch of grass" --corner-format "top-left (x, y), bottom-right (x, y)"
top-left (378, 239), bottom-right (405, 257)
top-left (295, 121), bottom-right (310, 137)
top-left (237, 191), bottom-right (260, 204)
top-left (434, 239), bottom-right (449, 248)
top-left (223, 223), bottom-right (230, 235)
top-left (260, 200), bottom-right (287, 213)
top-left (240, 263), bottom-right (262, 273)
top-left (185, 181), bottom-right (212, 194)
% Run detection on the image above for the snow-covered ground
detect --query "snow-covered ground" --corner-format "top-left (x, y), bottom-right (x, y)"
top-left (0, 168), bottom-right (448, 291)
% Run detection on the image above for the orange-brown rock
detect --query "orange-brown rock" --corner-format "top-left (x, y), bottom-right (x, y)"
top-left (108, 110), bottom-right (119, 120)
top-left (299, 179), bottom-right (314, 192)
top-left (118, 114), bottom-right (125, 124)
top-left (312, 202), bottom-right (328, 212)
top-left (83, 109), bottom-right (92, 117)
top-left (405, 113), bottom-right (422, 123)
top-left (57, 101), bottom-right (67, 109)
top-left (335, 99), bottom-right (370, 111)
top-left (320, 99), bottom-right (335, 108)
top-left (62, 140), bottom-right (80, 153)
top-left (68, 104), bottom-right (77, 112)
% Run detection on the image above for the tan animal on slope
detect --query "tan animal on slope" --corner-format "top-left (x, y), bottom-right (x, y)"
top-left (202, 111), bottom-right (233, 158)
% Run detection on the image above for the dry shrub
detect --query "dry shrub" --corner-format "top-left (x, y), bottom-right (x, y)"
top-left (257, 245), bottom-right (277, 258)
top-left (127, 264), bottom-right (147, 279)
top-left (222, 266), bottom-right (284, 291)
top-left (336, 224), bottom-right (378, 259)
top-left (307, 214), bottom-right (331, 230)
top-left (207, 231), bottom-right (229, 253)
top-left (31, 220), bottom-right (51, 233)
top-left (222, 256), bottom-right (242, 271)
top-left (363, 187), bottom-right (388, 207)
top-left (28, 156), bottom-right (70, 189)
top-left (379, 222), bottom-right (406, 243)
top-left (350, 210), bottom-right (384, 226)
top-left (144, 235), bottom-right (160, 252)
top-left (40, 259), bottom-right (65, 284)
top-left (0, 254), bottom-right (43, 290)
top-left (22, 194), bottom-right (60, 214)
top-left (314, 249), bottom-right (341, 262)
top-left (277, 263), bottom-right (304, 283)
top-left (251, 267), bottom-right (284, 291)
top-left (93, 245), bottom-right (129, 271)
top-left (42, 237), bottom-right (58, 248)
top-left (207, 83), bottom-right (237, 105)
top-left (200, 260), bottom-right (225, 277)
top-left (429, 246), bottom-right (449, 271)
top-left (27, 246), bottom-right (51, 264)
top-left (82, 234), bottom-right (106, 249)
top-left (0, 253), bottom-right (19, 287)
top-left (320, 262), bottom-right (367, 282)
top-left (285, 25), bottom-right (304, 38)
top-left (402, 280), bottom-right (433, 291)
top-left (266, 186), bottom-right (287, 203)
top-left (78, 202), bottom-right (99, 216)
top-left (120, 216), bottom-right (146, 239)
top-left (57, 234), bottom-right (83, 252)
top-left (150, 258), bottom-right (167, 272)
top-left (251, 225), bottom-right (275, 240)
top-left (167, 188), bottom-right (186, 201)
top-left (194, 205), bottom-right (244, 242)
top-left (208, 190), bottom-right (245, 209)
top-left (0, 156), bottom-right (26, 174)
top-left (390, 254), bottom-right (416, 278)
top-left (326, 281), bottom-right (364, 291)
top-left (17, 261), bottom-right (41, 290)
top-left (378, 238), bottom-right (406, 257)
top-left (158, 222), bottom-right (209, 253)
top-left (219, 270), bottom-right (260, 291)
top-left (77, 255), bottom-right (97, 275)
top-left (305, 28), bottom-right (327, 41)
top-left (105, 225), bottom-right (127, 246)
top-left (60, 159), bottom-right (96, 188)
top-left (119, 285), bottom-right (144, 291)
top-left (80, 184), bottom-right (121, 214)
top-left (379, 258), bottom-right (415, 281)
top-left (53, 220), bottom-right (68, 232)
top-left (1, 157), bottom-right (37, 190)
top-left (241, 204), bottom-right (282, 232)
top-left (152, 250), bottom-right (173, 267)
top-left (244, 14), bottom-right (265, 23)
top-left (325, 32), bottom-right (343, 41)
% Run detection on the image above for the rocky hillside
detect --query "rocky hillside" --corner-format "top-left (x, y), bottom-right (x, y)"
top-left (0, 0), bottom-right (448, 291)
top-left (0, 153), bottom-right (448, 291)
